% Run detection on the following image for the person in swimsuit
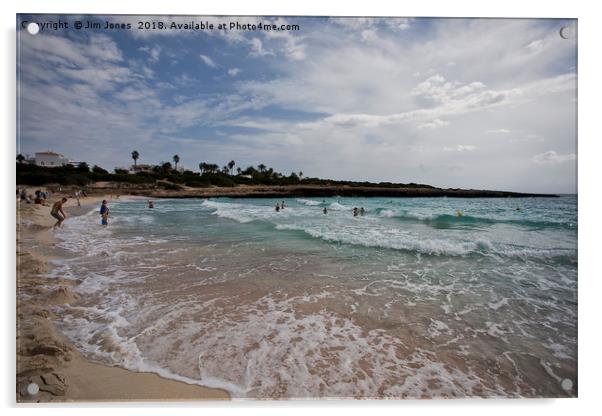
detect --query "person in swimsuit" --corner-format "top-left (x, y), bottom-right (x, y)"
top-left (50, 198), bottom-right (68, 228)
top-left (100, 200), bottom-right (110, 226)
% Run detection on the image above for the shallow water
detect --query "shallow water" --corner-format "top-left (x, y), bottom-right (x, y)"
top-left (49, 196), bottom-right (577, 398)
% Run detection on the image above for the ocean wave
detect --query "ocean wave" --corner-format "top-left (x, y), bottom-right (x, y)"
top-left (200, 199), bottom-right (243, 210)
top-left (374, 208), bottom-right (575, 230)
top-left (296, 198), bottom-right (322, 206)
top-left (274, 223), bottom-right (575, 260)
top-left (328, 202), bottom-right (350, 211)
top-left (212, 209), bottom-right (254, 224)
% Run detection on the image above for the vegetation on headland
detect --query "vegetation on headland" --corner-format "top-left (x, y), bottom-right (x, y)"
top-left (16, 155), bottom-right (435, 189)
top-left (15, 153), bottom-right (557, 198)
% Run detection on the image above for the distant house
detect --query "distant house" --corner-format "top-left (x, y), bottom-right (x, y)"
top-left (34, 151), bottom-right (72, 167)
top-left (130, 164), bottom-right (153, 173)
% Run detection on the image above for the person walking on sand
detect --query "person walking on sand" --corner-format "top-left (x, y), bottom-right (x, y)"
top-left (100, 200), bottom-right (110, 226)
top-left (51, 198), bottom-right (68, 228)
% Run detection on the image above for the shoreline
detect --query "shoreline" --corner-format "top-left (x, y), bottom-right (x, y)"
top-left (16, 193), bottom-right (230, 402)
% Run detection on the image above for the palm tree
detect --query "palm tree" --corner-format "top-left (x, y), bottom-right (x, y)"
top-left (16, 154), bottom-right (25, 164)
top-left (299, 171), bottom-right (303, 180)
top-left (257, 163), bottom-right (266, 173)
top-left (227, 160), bottom-right (236, 175)
top-left (236, 167), bottom-right (242, 175)
top-left (199, 162), bottom-right (205, 174)
top-left (173, 154), bottom-right (180, 171)
top-left (131, 150), bottom-right (140, 169)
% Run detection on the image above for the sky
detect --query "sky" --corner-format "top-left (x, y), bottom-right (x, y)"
top-left (17, 15), bottom-right (577, 193)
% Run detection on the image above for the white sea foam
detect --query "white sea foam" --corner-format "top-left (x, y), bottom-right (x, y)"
top-left (328, 202), bottom-right (350, 211)
top-left (296, 198), bottom-right (322, 206)
top-left (275, 223), bottom-right (484, 256)
top-left (378, 209), bottom-right (396, 218)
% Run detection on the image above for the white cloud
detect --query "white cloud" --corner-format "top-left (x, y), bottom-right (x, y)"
top-left (263, 19), bottom-right (306, 60)
top-left (249, 38), bottom-right (271, 57)
top-left (525, 39), bottom-right (544, 52)
top-left (487, 129), bottom-right (510, 134)
top-left (228, 68), bottom-right (241, 77)
top-left (139, 45), bottom-right (161, 63)
top-left (532, 150), bottom-right (576, 163)
top-left (444, 145), bottom-right (477, 152)
top-left (410, 75), bottom-right (496, 107)
top-left (386, 18), bottom-right (413, 31)
top-left (331, 17), bottom-right (378, 29)
top-left (361, 29), bottom-right (378, 42)
top-left (418, 119), bottom-right (450, 129)
top-left (199, 54), bottom-right (217, 68)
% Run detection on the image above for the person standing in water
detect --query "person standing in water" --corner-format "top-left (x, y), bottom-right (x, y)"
top-left (275, 203), bottom-right (280, 212)
top-left (360, 207), bottom-right (365, 216)
top-left (100, 200), bottom-right (110, 226)
top-left (352, 207), bottom-right (358, 217)
top-left (281, 201), bottom-right (285, 210)
top-left (50, 197), bottom-right (68, 228)
top-left (323, 207), bottom-right (328, 214)
top-left (148, 200), bottom-right (154, 209)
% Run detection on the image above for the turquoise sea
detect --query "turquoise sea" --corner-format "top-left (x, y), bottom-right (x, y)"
top-left (51, 196), bottom-right (577, 398)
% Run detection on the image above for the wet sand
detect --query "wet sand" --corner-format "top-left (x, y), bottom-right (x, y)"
top-left (16, 193), bottom-right (229, 402)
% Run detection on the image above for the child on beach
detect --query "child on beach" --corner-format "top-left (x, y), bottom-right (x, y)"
top-left (100, 200), bottom-right (109, 226)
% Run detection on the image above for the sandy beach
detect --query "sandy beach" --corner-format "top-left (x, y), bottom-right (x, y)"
top-left (16, 191), bottom-right (229, 402)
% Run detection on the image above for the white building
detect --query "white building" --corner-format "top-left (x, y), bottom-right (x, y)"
top-left (34, 151), bottom-right (72, 167)
top-left (130, 164), bottom-right (153, 173)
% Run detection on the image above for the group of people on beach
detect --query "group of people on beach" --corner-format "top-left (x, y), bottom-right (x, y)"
top-left (17, 188), bottom-right (53, 205)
